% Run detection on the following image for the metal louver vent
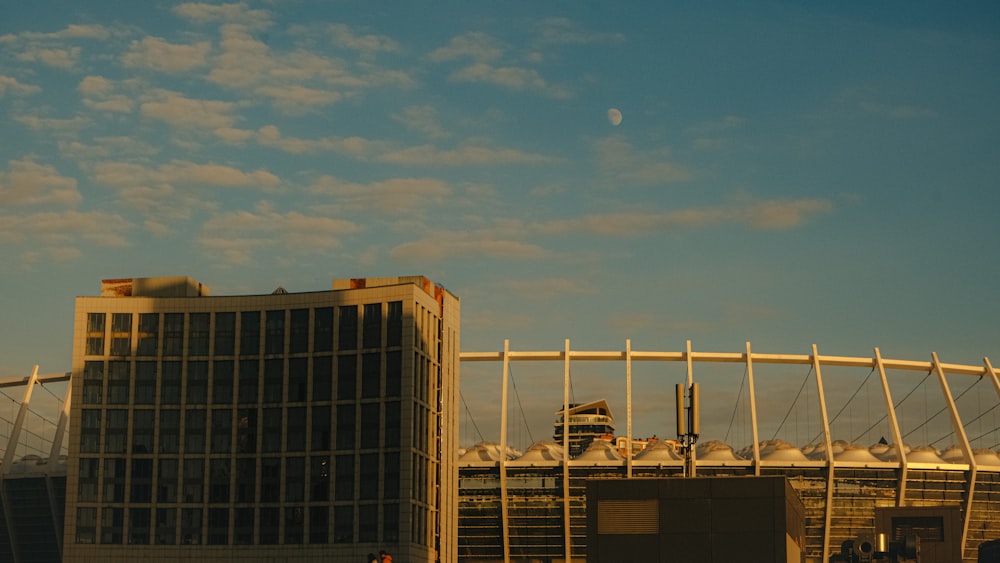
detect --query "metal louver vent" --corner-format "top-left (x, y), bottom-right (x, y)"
top-left (597, 499), bottom-right (659, 535)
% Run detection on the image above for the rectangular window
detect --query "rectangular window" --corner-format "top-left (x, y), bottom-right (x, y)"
top-left (360, 453), bottom-right (378, 500)
top-left (383, 503), bottom-right (399, 542)
top-left (155, 508), bottom-right (176, 545)
top-left (180, 508), bottom-right (202, 545)
top-left (214, 312), bottom-right (235, 355)
top-left (286, 406), bottom-right (306, 452)
top-left (158, 409), bottom-right (180, 454)
top-left (82, 361), bottom-right (103, 405)
top-left (333, 505), bottom-right (353, 543)
top-left (309, 506), bottom-right (328, 544)
top-left (183, 459), bottom-right (204, 503)
top-left (363, 302), bottom-right (381, 348)
top-left (285, 457), bottom-right (305, 502)
top-left (209, 458), bottom-right (231, 503)
top-left (310, 456), bottom-right (330, 501)
top-left (130, 458), bottom-right (153, 503)
top-left (86, 312), bottom-right (105, 356)
top-left (101, 507), bottom-right (124, 544)
top-left (137, 313), bottom-right (158, 356)
top-left (263, 358), bottom-right (284, 403)
top-left (337, 355), bottom-right (356, 400)
top-left (262, 408), bottom-right (282, 453)
top-left (235, 458), bottom-right (256, 503)
top-left (207, 508), bottom-right (229, 545)
top-left (260, 458), bottom-right (280, 503)
top-left (334, 454), bottom-right (354, 501)
top-left (387, 301), bottom-right (402, 347)
top-left (234, 507), bottom-right (254, 545)
top-left (103, 458), bottom-right (126, 503)
top-left (265, 309), bottom-right (285, 354)
top-left (157, 458), bottom-right (178, 503)
top-left (184, 409), bottom-right (206, 454)
top-left (134, 361), bottom-right (156, 404)
top-left (336, 404), bottom-right (355, 450)
top-left (240, 311), bottom-right (260, 356)
top-left (288, 358), bottom-right (307, 402)
top-left (338, 305), bottom-right (357, 350)
top-left (314, 307), bottom-right (333, 352)
top-left (361, 403), bottom-right (380, 449)
top-left (311, 406), bottom-right (330, 451)
top-left (359, 504), bottom-right (378, 542)
top-left (163, 313), bottom-right (184, 356)
top-left (236, 408), bottom-right (257, 454)
top-left (188, 312), bottom-right (210, 356)
top-left (313, 356), bottom-right (332, 401)
top-left (160, 361), bottom-right (182, 405)
top-left (131, 409), bottom-right (155, 454)
top-left (78, 458), bottom-right (99, 502)
top-left (386, 351), bottom-right (401, 398)
top-left (260, 507), bottom-right (279, 544)
top-left (105, 409), bottom-right (127, 454)
top-left (109, 313), bottom-right (132, 356)
top-left (237, 359), bottom-right (258, 404)
top-left (211, 408), bottom-right (232, 453)
top-left (385, 401), bottom-right (400, 448)
top-left (285, 507), bottom-right (304, 544)
top-left (76, 507), bottom-right (97, 544)
top-left (362, 353), bottom-right (380, 398)
top-left (383, 452), bottom-right (399, 500)
top-left (290, 308), bottom-right (309, 354)
top-left (186, 361), bottom-right (208, 404)
top-left (107, 361), bottom-right (130, 404)
top-left (212, 360), bottom-right (234, 404)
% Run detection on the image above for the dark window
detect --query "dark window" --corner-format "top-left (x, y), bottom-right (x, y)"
top-left (285, 506), bottom-right (304, 544)
top-left (214, 312), bottom-right (235, 355)
top-left (160, 361), bottom-right (182, 404)
top-left (212, 360), bottom-right (234, 404)
top-left (263, 359), bottom-right (283, 403)
top-left (333, 505), bottom-right (353, 543)
top-left (337, 355), bottom-right (356, 400)
top-left (240, 311), bottom-right (260, 356)
top-left (311, 406), bottom-right (330, 450)
top-left (262, 408), bottom-right (282, 453)
top-left (180, 508), bottom-right (202, 545)
top-left (265, 310), bottom-right (285, 354)
top-left (186, 361), bottom-right (208, 404)
top-left (383, 503), bottom-right (399, 542)
top-left (159, 409), bottom-right (180, 454)
top-left (137, 313), bottom-right (159, 356)
top-left (105, 409), bottom-right (127, 454)
top-left (103, 458), bottom-right (126, 503)
top-left (290, 308), bottom-right (309, 354)
top-left (184, 409), bottom-right (206, 454)
top-left (314, 307), bottom-right (333, 352)
top-left (359, 504), bottom-right (378, 542)
top-left (363, 302), bottom-right (381, 348)
top-left (313, 356), bottom-right (332, 401)
top-left (86, 313), bottom-right (105, 356)
top-left (129, 508), bottom-right (150, 545)
top-left (309, 506), bottom-right (328, 544)
top-left (287, 407), bottom-right (306, 452)
top-left (336, 404), bottom-right (355, 450)
top-left (310, 456), bottom-right (329, 501)
top-left (288, 358), bottom-right (307, 402)
top-left (361, 403), bottom-right (380, 449)
top-left (163, 313), bottom-right (184, 356)
top-left (234, 507), bottom-right (254, 545)
top-left (130, 459), bottom-right (153, 503)
top-left (134, 361), bottom-right (156, 404)
top-left (362, 353), bottom-right (380, 398)
top-left (237, 408), bottom-right (257, 454)
top-left (157, 458), bottom-right (178, 503)
top-left (335, 454), bottom-right (354, 500)
top-left (386, 351), bottom-right (401, 398)
top-left (78, 458), bottom-right (99, 502)
top-left (383, 452), bottom-right (399, 499)
top-left (387, 301), bottom-right (402, 347)
top-left (360, 453), bottom-right (378, 499)
top-left (235, 458), bottom-right (256, 503)
top-left (385, 401), bottom-right (400, 448)
top-left (110, 313), bottom-right (131, 356)
top-left (183, 459), bottom-right (204, 503)
top-left (107, 361), bottom-right (130, 404)
top-left (101, 507), bottom-right (124, 544)
top-left (132, 409), bottom-right (155, 453)
top-left (285, 457), bottom-right (304, 502)
top-left (207, 508), bottom-right (228, 545)
top-left (155, 508), bottom-right (176, 545)
top-left (82, 361), bottom-right (103, 405)
top-left (211, 408), bottom-right (232, 453)
top-left (188, 313), bottom-right (210, 356)
top-left (338, 305), bottom-right (357, 350)
top-left (260, 507), bottom-right (279, 544)
top-left (209, 458), bottom-right (231, 503)
top-left (238, 359), bottom-right (258, 404)
top-left (260, 458), bottom-right (280, 502)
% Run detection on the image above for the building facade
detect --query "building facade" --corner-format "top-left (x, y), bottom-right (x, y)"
top-left (63, 275), bottom-right (460, 563)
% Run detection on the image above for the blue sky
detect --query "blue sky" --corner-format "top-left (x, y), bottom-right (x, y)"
top-left (2, 2), bottom-right (999, 450)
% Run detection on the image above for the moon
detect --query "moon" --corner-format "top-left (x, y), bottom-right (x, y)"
top-left (607, 107), bottom-right (622, 126)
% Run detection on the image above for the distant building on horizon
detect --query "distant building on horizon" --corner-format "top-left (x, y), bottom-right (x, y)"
top-left (63, 275), bottom-right (460, 563)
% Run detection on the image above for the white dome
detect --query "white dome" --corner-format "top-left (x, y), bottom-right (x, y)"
top-left (459, 442), bottom-right (521, 462)
top-left (516, 441), bottom-right (564, 461)
top-left (696, 440), bottom-right (740, 461)
top-left (576, 439), bottom-right (623, 461)
top-left (834, 444), bottom-right (882, 463)
top-left (940, 446), bottom-right (965, 462)
top-left (907, 446), bottom-right (945, 464)
top-left (759, 440), bottom-right (810, 462)
top-left (974, 449), bottom-right (1000, 467)
top-left (634, 439), bottom-right (683, 461)
top-left (873, 443), bottom-right (909, 462)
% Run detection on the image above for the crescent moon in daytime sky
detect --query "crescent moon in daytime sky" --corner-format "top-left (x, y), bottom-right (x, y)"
top-left (607, 107), bottom-right (622, 126)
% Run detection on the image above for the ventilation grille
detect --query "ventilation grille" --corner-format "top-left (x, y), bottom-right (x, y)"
top-left (597, 499), bottom-right (659, 534)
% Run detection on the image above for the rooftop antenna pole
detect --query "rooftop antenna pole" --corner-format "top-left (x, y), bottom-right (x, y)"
top-left (676, 341), bottom-right (700, 477)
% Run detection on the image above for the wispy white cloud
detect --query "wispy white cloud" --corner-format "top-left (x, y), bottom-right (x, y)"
top-left (0, 158), bottom-right (81, 207)
top-left (14, 115), bottom-right (91, 134)
top-left (59, 136), bottom-right (158, 160)
top-left (140, 89), bottom-right (239, 130)
top-left (329, 23), bottom-right (399, 55)
top-left (78, 76), bottom-right (137, 113)
top-left (173, 2), bottom-right (272, 29)
top-left (254, 125), bottom-right (383, 156)
top-left (16, 46), bottom-right (81, 69)
top-left (592, 136), bottom-right (692, 185)
top-left (93, 159), bottom-right (280, 190)
top-left (0, 210), bottom-right (132, 265)
top-left (380, 142), bottom-right (554, 166)
top-left (533, 18), bottom-right (625, 45)
top-left (428, 32), bottom-right (504, 63)
top-left (309, 175), bottom-right (450, 212)
top-left (499, 277), bottom-right (598, 298)
top-left (122, 36), bottom-right (211, 73)
top-left (390, 235), bottom-right (549, 263)
top-left (0, 75), bottom-right (41, 97)
top-left (451, 62), bottom-right (571, 98)
top-left (0, 24), bottom-right (111, 43)
top-left (391, 105), bottom-right (448, 139)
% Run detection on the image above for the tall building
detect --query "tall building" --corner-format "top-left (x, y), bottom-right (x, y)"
top-left (63, 275), bottom-right (460, 563)
top-left (552, 400), bottom-right (615, 458)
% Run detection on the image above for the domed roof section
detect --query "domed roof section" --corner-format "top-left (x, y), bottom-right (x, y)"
top-left (907, 445), bottom-right (945, 464)
top-left (834, 443), bottom-right (882, 463)
top-left (758, 440), bottom-right (810, 462)
top-left (974, 449), bottom-right (1000, 467)
top-left (516, 441), bottom-right (564, 462)
top-left (576, 439), bottom-right (623, 461)
top-left (696, 440), bottom-right (741, 461)
top-left (634, 439), bottom-right (683, 461)
top-left (939, 446), bottom-right (964, 463)
top-left (872, 443), bottom-right (909, 462)
top-left (459, 442), bottom-right (521, 462)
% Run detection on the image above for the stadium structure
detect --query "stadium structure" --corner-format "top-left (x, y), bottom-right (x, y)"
top-left (2, 330), bottom-right (1000, 561)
